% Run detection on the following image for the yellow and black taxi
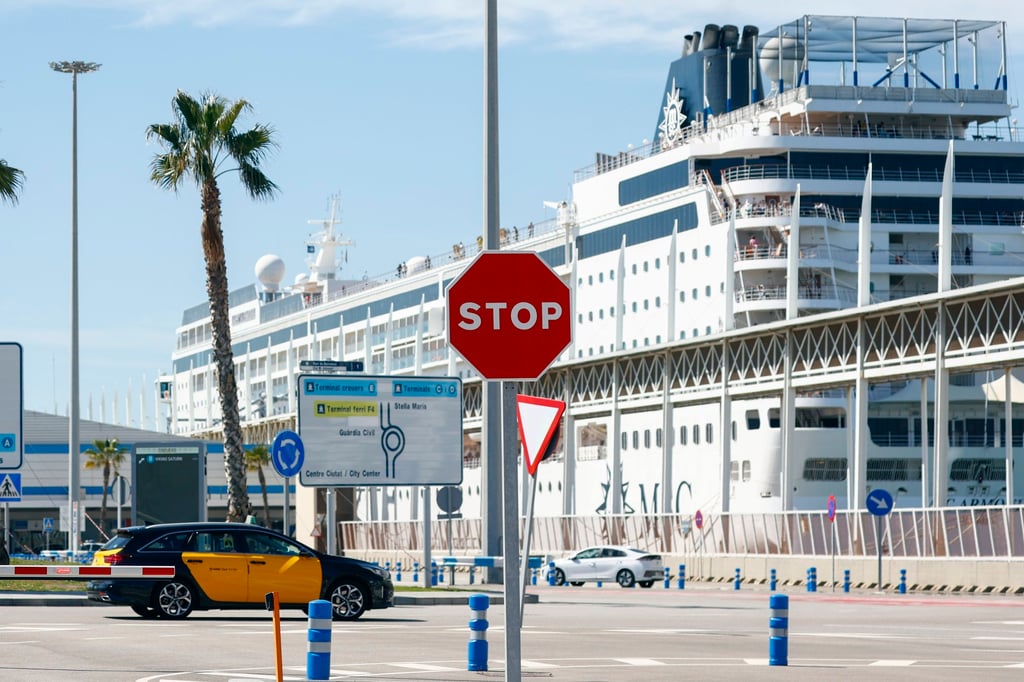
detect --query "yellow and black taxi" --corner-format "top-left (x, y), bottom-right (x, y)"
top-left (86, 522), bottom-right (393, 620)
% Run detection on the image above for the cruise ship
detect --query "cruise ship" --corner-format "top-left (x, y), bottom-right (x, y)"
top-left (164, 15), bottom-right (1024, 528)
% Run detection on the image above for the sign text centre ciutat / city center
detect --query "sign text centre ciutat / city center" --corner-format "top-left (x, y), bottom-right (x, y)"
top-left (296, 374), bottom-right (463, 487)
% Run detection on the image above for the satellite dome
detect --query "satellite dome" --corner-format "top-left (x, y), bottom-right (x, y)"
top-left (294, 273), bottom-right (309, 285)
top-left (255, 254), bottom-right (285, 292)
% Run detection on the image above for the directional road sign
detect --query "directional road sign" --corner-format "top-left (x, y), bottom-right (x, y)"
top-left (827, 494), bottom-right (837, 522)
top-left (695, 509), bottom-right (704, 529)
top-left (866, 489), bottom-right (895, 516)
top-left (446, 251), bottom-right (572, 380)
top-left (0, 342), bottom-right (23, 470)
top-left (297, 374), bottom-right (463, 486)
top-left (516, 395), bottom-right (566, 476)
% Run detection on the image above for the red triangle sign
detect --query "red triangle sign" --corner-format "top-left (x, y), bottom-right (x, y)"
top-left (516, 394), bottom-right (566, 476)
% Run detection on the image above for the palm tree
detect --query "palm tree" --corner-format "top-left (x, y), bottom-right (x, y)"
top-left (0, 159), bottom-right (25, 204)
top-left (245, 444), bottom-right (272, 527)
top-left (147, 91), bottom-right (278, 522)
top-left (83, 438), bottom-right (128, 533)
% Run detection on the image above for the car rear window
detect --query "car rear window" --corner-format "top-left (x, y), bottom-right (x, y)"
top-left (141, 531), bottom-right (193, 552)
top-left (101, 535), bottom-right (133, 550)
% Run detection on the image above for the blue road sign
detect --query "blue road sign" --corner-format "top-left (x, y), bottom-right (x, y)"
top-left (0, 472), bottom-right (20, 501)
top-left (827, 495), bottom-right (837, 522)
top-left (271, 430), bottom-right (305, 478)
top-left (866, 489), bottom-right (895, 516)
top-left (43, 517), bottom-right (54, 532)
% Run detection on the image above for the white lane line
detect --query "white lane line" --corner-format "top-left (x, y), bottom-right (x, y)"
top-left (869, 660), bottom-right (917, 666)
top-left (388, 662), bottom-right (459, 672)
top-left (521, 659), bottom-right (559, 668)
top-left (745, 658), bottom-right (769, 666)
top-left (1005, 662), bottom-right (1024, 668)
top-left (614, 658), bottom-right (667, 666)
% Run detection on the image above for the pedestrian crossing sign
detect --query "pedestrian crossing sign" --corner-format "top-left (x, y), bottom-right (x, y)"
top-left (0, 472), bottom-right (21, 502)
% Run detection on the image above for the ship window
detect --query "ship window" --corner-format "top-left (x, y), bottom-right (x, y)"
top-left (679, 426), bottom-right (688, 445)
top-left (655, 296), bottom-right (661, 307)
top-left (692, 425), bottom-right (700, 445)
top-left (598, 272), bottom-right (604, 283)
top-left (692, 288), bottom-right (698, 299)
top-left (644, 430), bottom-right (651, 448)
top-left (731, 461), bottom-right (740, 481)
top-left (632, 302), bottom-right (638, 313)
top-left (598, 309), bottom-right (604, 319)
top-left (644, 337), bottom-right (650, 346)
top-left (867, 458), bottom-right (922, 481)
top-left (632, 431), bottom-right (640, 449)
top-left (655, 258), bottom-right (661, 269)
top-left (803, 458), bottom-right (848, 481)
top-left (644, 261), bottom-right (649, 272)
top-left (692, 248), bottom-right (698, 260)
top-left (705, 245), bottom-right (711, 257)
top-left (621, 431), bottom-right (628, 450)
top-left (632, 264), bottom-right (638, 275)
top-left (644, 299), bottom-right (649, 310)
top-left (705, 326), bottom-right (712, 335)
top-left (609, 306), bottom-right (615, 317)
top-left (720, 282), bottom-right (725, 293)
top-left (578, 313), bottom-right (583, 323)
top-left (768, 408), bottom-right (780, 428)
top-left (577, 277), bottom-right (583, 286)
top-left (588, 311), bottom-right (593, 321)
top-left (680, 291), bottom-right (685, 302)
top-left (610, 270), bottom-right (615, 280)
top-left (632, 339), bottom-right (638, 348)
top-left (680, 330), bottom-right (686, 339)
top-left (656, 335), bottom-right (662, 343)
top-left (680, 252), bottom-right (686, 263)
top-left (705, 285), bottom-right (711, 297)
top-left (705, 423), bottom-right (713, 443)
top-left (731, 421), bottom-right (737, 440)
top-left (949, 458), bottom-right (1006, 482)
top-left (599, 345), bottom-right (604, 353)
top-left (692, 328), bottom-right (699, 338)
top-left (868, 417), bottom-right (909, 446)
top-left (588, 275), bottom-right (593, 285)
top-left (656, 428), bottom-right (663, 447)
top-left (746, 410), bottom-right (761, 430)
top-left (742, 461), bottom-right (751, 481)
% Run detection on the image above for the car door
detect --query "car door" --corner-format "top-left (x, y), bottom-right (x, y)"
top-left (564, 548), bottom-right (602, 580)
top-left (592, 548), bottom-right (625, 581)
top-left (181, 530), bottom-right (248, 603)
top-left (240, 530), bottom-right (322, 604)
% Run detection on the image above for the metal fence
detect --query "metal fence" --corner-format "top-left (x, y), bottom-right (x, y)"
top-left (340, 506), bottom-right (1024, 559)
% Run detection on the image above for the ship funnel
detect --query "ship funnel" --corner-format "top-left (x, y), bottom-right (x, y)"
top-left (740, 25), bottom-right (759, 51)
top-left (682, 34), bottom-right (694, 57)
top-left (720, 25), bottom-right (739, 50)
top-left (702, 24), bottom-right (720, 50)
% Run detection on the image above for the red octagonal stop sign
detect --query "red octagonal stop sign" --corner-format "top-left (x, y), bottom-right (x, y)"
top-left (446, 251), bottom-right (572, 380)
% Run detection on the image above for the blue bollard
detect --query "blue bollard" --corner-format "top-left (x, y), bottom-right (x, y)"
top-left (439, 562), bottom-right (445, 584)
top-left (385, 561), bottom-right (391, 575)
top-left (664, 566), bottom-right (671, 589)
top-left (899, 568), bottom-right (907, 594)
top-left (467, 594), bottom-right (489, 671)
top-left (395, 561), bottom-right (402, 583)
top-left (678, 563), bottom-right (686, 590)
top-left (469, 565), bottom-right (476, 585)
top-left (531, 567), bottom-right (537, 586)
top-left (431, 561), bottom-right (438, 587)
top-left (807, 566), bottom-right (817, 593)
top-left (768, 594), bottom-right (789, 666)
top-left (843, 569), bottom-right (850, 593)
top-left (770, 568), bottom-right (777, 592)
top-left (547, 561), bottom-right (556, 586)
top-left (734, 568), bottom-right (741, 590)
top-left (306, 599), bottom-right (333, 680)
top-left (596, 579), bottom-right (602, 588)
top-left (413, 561), bottom-right (420, 583)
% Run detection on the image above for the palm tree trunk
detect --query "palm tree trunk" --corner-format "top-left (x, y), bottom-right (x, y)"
top-left (100, 464), bottom-right (109, 531)
top-left (258, 466), bottom-right (271, 527)
top-left (201, 179), bottom-right (250, 522)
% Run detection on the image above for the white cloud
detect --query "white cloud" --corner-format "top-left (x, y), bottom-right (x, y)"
top-left (8, 1), bottom-right (1022, 52)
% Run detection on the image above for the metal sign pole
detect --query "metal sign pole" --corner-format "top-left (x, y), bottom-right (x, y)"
top-left (876, 514), bottom-right (882, 589)
top-left (501, 381), bottom-right (522, 682)
top-left (520, 470), bottom-right (538, 618)
top-left (831, 521), bottom-right (836, 592)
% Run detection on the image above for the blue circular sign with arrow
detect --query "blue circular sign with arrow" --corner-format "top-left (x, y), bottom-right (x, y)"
top-left (271, 430), bottom-right (305, 478)
top-left (865, 489), bottom-right (894, 516)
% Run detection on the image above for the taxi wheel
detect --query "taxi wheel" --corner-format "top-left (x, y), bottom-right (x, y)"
top-left (154, 580), bottom-right (195, 619)
top-left (328, 579), bottom-right (368, 621)
top-left (616, 569), bottom-right (636, 588)
top-left (131, 604), bottom-right (158, 619)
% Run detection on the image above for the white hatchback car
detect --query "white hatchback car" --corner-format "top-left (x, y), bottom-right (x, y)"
top-left (549, 545), bottom-right (663, 588)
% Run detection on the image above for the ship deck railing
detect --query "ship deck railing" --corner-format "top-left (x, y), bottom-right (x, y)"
top-left (722, 163), bottom-right (1024, 186)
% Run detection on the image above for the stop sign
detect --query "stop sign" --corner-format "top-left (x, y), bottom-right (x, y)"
top-left (446, 251), bottom-right (572, 380)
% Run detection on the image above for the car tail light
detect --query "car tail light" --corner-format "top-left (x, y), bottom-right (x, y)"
top-left (640, 555), bottom-right (662, 562)
top-left (103, 552), bottom-right (125, 565)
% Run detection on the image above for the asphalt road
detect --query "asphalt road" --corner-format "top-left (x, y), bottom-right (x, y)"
top-left (2, 584), bottom-right (1024, 680)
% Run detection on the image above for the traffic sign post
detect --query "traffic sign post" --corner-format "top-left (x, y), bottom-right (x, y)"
top-left (866, 489), bottom-right (895, 590)
top-left (271, 430), bottom-right (305, 539)
top-left (445, 251), bottom-right (572, 381)
top-left (827, 495), bottom-right (837, 590)
top-left (516, 395), bottom-right (566, 615)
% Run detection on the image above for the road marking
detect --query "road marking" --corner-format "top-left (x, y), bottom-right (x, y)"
top-left (614, 658), bottom-right (666, 666)
top-left (869, 660), bottom-right (917, 666)
top-left (388, 662), bottom-right (459, 672)
top-left (521, 659), bottom-right (558, 668)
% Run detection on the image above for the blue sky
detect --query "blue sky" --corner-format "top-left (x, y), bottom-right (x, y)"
top-left (1, 1), bottom-right (1020, 424)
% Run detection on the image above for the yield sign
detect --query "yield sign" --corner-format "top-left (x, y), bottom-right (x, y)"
top-left (516, 395), bottom-right (566, 476)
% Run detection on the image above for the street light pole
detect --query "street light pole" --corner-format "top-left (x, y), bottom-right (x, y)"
top-left (50, 60), bottom-right (100, 556)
